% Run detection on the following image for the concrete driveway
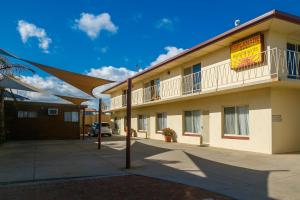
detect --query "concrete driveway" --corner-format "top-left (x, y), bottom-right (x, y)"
top-left (0, 136), bottom-right (299, 200)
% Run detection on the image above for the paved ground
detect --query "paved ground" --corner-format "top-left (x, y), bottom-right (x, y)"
top-left (0, 175), bottom-right (231, 200)
top-left (0, 136), bottom-right (300, 200)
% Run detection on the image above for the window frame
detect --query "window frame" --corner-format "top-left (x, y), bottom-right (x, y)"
top-left (137, 114), bottom-right (147, 132)
top-left (17, 111), bottom-right (38, 119)
top-left (156, 112), bottom-right (167, 133)
top-left (64, 111), bottom-right (79, 122)
top-left (183, 110), bottom-right (201, 137)
top-left (222, 105), bottom-right (250, 140)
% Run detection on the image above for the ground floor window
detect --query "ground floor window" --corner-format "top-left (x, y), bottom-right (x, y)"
top-left (156, 112), bottom-right (167, 131)
top-left (17, 111), bottom-right (37, 118)
top-left (184, 110), bottom-right (201, 134)
top-left (64, 111), bottom-right (79, 122)
top-left (138, 115), bottom-right (147, 131)
top-left (224, 106), bottom-right (249, 136)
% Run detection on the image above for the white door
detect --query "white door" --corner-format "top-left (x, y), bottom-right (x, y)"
top-left (146, 116), bottom-right (150, 139)
top-left (201, 111), bottom-right (210, 144)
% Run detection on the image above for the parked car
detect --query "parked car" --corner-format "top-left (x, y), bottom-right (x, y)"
top-left (89, 122), bottom-right (112, 137)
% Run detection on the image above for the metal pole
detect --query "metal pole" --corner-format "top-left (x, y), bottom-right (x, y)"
top-left (126, 78), bottom-right (132, 169)
top-left (82, 108), bottom-right (85, 140)
top-left (98, 98), bottom-right (102, 149)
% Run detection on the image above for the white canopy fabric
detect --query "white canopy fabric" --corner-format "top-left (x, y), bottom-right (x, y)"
top-left (0, 75), bottom-right (42, 92)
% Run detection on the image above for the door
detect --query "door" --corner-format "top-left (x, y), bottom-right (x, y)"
top-left (146, 116), bottom-right (150, 139)
top-left (192, 64), bottom-right (201, 93)
top-left (201, 110), bottom-right (210, 144)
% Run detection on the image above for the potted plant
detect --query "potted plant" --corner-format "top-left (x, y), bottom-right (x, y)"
top-left (162, 128), bottom-right (175, 142)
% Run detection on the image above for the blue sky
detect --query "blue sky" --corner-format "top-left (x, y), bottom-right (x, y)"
top-left (0, 0), bottom-right (298, 107)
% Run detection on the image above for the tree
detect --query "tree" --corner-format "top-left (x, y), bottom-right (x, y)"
top-left (0, 55), bottom-right (34, 143)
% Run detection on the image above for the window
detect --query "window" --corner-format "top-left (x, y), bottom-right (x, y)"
top-left (138, 115), bottom-right (147, 131)
top-left (183, 64), bottom-right (201, 94)
top-left (17, 111), bottom-right (37, 118)
top-left (144, 79), bottom-right (160, 102)
top-left (48, 108), bottom-right (58, 115)
top-left (224, 106), bottom-right (249, 136)
top-left (64, 111), bottom-right (79, 122)
top-left (184, 110), bottom-right (201, 134)
top-left (156, 112), bottom-right (167, 131)
top-left (287, 43), bottom-right (300, 79)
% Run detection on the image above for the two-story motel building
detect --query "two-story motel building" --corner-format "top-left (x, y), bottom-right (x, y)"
top-left (103, 10), bottom-right (300, 154)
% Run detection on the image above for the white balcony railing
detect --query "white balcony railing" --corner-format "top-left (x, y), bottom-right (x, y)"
top-left (107, 48), bottom-right (300, 110)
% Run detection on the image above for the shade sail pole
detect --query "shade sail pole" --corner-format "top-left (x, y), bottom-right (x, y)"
top-left (126, 78), bottom-right (132, 169)
top-left (98, 98), bottom-right (102, 149)
top-left (82, 108), bottom-right (85, 140)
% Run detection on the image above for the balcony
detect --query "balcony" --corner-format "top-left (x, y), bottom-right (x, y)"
top-left (107, 48), bottom-right (300, 111)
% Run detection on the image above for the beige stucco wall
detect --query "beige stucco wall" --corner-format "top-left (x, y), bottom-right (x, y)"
top-left (109, 30), bottom-right (278, 109)
top-left (271, 87), bottom-right (300, 153)
top-left (112, 88), bottom-right (273, 154)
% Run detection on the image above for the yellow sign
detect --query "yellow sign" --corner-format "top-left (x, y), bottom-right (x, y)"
top-left (230, 33), bottom-right (263, 69)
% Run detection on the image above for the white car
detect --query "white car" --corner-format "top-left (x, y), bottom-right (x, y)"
top-left (89, 122), bottom-right (112, 137)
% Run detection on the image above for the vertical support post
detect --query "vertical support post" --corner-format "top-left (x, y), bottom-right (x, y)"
top-left (98, 98), bottom-right (102, 149)
top-left (82, 108), bottom-right (85, 140)
top-left (126, 78), bottom-right (132, 169)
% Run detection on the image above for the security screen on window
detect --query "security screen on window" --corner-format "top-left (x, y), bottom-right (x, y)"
top-left (224, 106), bottom-right (249, 135)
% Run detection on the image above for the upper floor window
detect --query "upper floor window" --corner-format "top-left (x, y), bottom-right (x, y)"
top-left (64, 111), bottom-right (79, 122)
top-left (144, 79), bottom-right (160, 102)
top-left (224, 106), bottom-right (249, 136)
top-left (156, 112), bottom-right (167, 132)
top-left (17, 111), bottom-right (37, 119)
top-left (287, 43), bottom-right (300, 79)
top-left (137, 115), bottom-right (147, 131)
top-left (184, 110), bottom-right (201, 134)
top-left (183, 64), bottom-right (201, 94)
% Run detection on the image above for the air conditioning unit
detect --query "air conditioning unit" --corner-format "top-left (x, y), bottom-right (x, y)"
top-left (48, 108), bottom-right (58, 116)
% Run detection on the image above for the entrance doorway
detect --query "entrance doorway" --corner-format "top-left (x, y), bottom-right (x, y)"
top-left (201, 110), bottom-right (210, 145)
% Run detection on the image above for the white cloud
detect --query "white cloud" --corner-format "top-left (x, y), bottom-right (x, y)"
top-left (150, 46), bottom-right (185, 66)
top-left (156, 18), bottom-right (174, 31)
top-left (74, 12), bottom-right (118, 39)
top-left (20, 75), bottom-right (85, 96)
top-left (86, 66), bottom-right (136, 81)
top-left (17, 20), bottom-right (52, 53)
top-left (86, 66), bottom-right (137, 97)
top-left (100, 47), bottom-right (108, 53)
top-left (17, 75), bottom-right (89, 104)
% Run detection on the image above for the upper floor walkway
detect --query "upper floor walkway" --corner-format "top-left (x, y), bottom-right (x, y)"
top-left (107, 48), bottom-right (300, 111)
